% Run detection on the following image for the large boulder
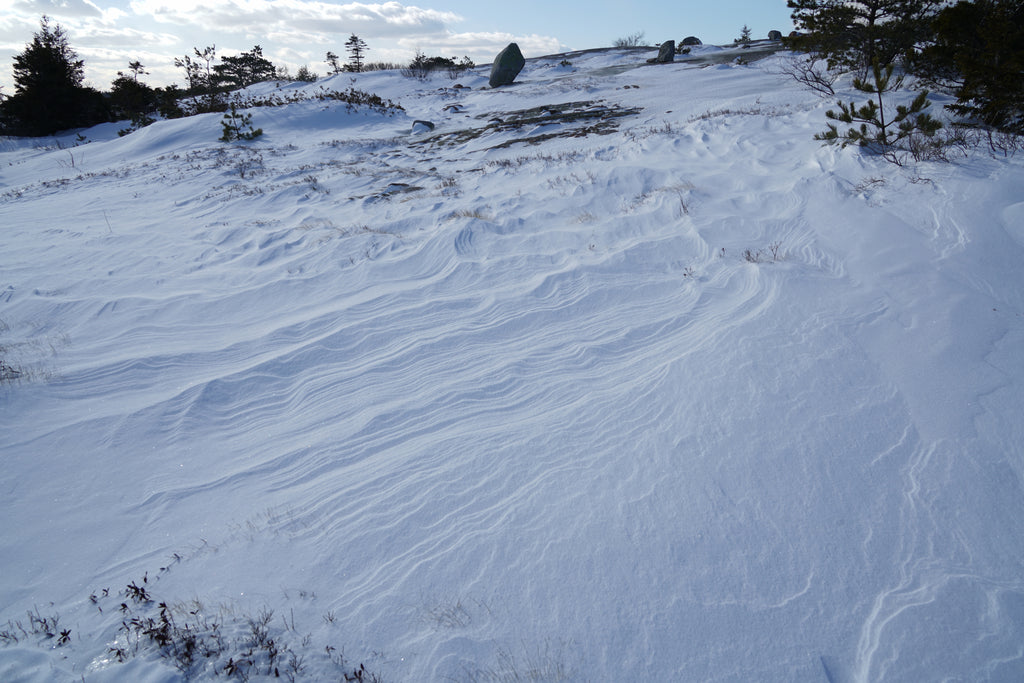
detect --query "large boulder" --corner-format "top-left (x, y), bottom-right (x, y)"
top-left (647, 40), bottom-right (675, 64)
top-left (768, 30), bottom-right (783, 41)
top-left (681, 36), bottom-right (702, 46)
top-left (489, 43), bottom-right (525, 87)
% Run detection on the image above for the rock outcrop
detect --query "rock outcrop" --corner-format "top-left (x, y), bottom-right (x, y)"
top-left (647, 41), bottom-right (675, 64)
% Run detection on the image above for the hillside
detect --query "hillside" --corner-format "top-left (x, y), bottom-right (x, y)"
top-left (2, 45), bottom-right (1023, 682)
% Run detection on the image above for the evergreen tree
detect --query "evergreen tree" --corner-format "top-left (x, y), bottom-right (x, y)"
top-left (110, 69), bottom-right (157, 120)
top-left (816, 60), bottom-right (942, 161)
top-left (175, 46), bottom-right (223, 113)
top-left (736, 25), bottom-right (753, 48)
top-left (175, 46), bottom-right (216, 93)
top-left (295, 65), bottom-right (318, 82)
top-left (13, 16), bottom-right (83, 93)
top-left (1, 16), bottom-right (108, 135)
top-left (786, 0), bottom-right (941, 72)
top-left (213, 45), bottom-right (277, 89)
top-left (326, 51), bottom-right (343, 75)
top-left (219, 102), bottom-right (262, 141)
top-left (126, 60), bottom-right (147, 81)
top-left (109, 60), bottom-right (157, 132)
top-left (920, 0), bottom-right (1024, 134)
top-left (345, 34), bottom-right (368, 73)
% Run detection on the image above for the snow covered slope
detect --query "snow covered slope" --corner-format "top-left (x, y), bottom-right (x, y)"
top-left (2, 47), bottom-right (1023, 682)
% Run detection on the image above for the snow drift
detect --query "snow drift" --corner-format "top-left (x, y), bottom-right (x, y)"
top-left (1, 46), bottom-right (1023, 682)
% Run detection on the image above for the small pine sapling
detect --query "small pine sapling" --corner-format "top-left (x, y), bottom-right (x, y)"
top-left (295, 65), bottom-right (318, 82)
top-left (737, 25), bottom-right (752, 48)
top-left (817, 61), bottom-right (941, 163)
top-left (219, 102), bottom-right (263, 142)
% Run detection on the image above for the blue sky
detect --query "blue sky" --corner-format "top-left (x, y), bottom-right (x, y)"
top-left (0, 0), bottom-right (795, 92)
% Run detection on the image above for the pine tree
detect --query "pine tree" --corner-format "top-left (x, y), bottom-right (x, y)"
top-left (816, 61), bottom-right (942, 162)
top-left (174, 46), bottom-right (223, 113)
top-left (0, 16), bottom-right (108, 135)
top-left (786, 0), bottom-right (942, 73)
top-left (127, 60), bottom-right (147, 81)
top-left (213, 45), bottom-right (277, 89)
top-left (110, 61), bottom-right (157, 123)
top-left (326, 51), bottom-right (343, 75)
top-left (345, 34), bottom-right (368, 73)
top-left (921, 0), bottom-right (1024, 134)
top-left (295, 65), bottom-right (318, 82)
top-left (219, 102), bottom-right (262, 142)
top-left (175, 46), bottom-right (216, 94)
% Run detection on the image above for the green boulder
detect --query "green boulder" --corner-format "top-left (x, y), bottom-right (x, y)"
top-left (489, 43), bottom-right (525, 87)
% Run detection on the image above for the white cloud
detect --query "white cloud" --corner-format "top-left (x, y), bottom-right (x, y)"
top-left (0, 0), bottom-right (566, 92)
top-left (7, 0), bottom-right (126, 24)
top-left (11, 0), bottom-right (103, 19)
top-left (399, 32), bottom-right (565, 60)
top-left (262, 29), bottom-right (333, 46)
top-left (130, 0), bottom-right (462, 39)
top-left (0, 13), bottom-right (39, 51)
top-left (72, 25), bottom-right (179, 49)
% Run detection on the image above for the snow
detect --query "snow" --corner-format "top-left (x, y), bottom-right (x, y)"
top-left (2, 47), bottom-right (1024, 681)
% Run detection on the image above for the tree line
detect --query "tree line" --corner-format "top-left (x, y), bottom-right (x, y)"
top-left (0, 18), bottom-right (389, 136)
top-left (2, 4), bottom-right (1021, 144)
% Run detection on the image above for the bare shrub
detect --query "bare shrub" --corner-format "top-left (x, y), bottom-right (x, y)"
top-left (448, 208), bottom-right (491, 221)
top-left (984, 128), bottom-right (1024, 157)
top-left (774, 54), bottom-right (838, 97)
top-left (613, 31), bottom-right (646, 48)
top-left (744, 242), bottom-right (784, 264)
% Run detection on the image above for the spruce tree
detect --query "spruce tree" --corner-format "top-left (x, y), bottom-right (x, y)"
top-left (345, 34), bottom-right (368, 73)
top-left (1, 16), bottom-right (108, 135)
top-left (736, 25), bottom-right (753, 48)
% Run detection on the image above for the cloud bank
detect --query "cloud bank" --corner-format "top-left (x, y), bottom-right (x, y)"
top-left (130, 0), bottom-right (462, 40)
top-left (0, 0), bottom-right (564, 91)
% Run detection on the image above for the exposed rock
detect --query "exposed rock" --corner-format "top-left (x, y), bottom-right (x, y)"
top-left (681, 36), bottom-right (702, 46)
top-left (489, 43), bottom-right (525, 88)
top-left (411, 120), bottom-right (435, 134)
top-left (365, 182), bottom-right (425, 203)
top-left (647, 40), bottom-right (676, 64)
top-left (768, 30), bottom-right (783, 41)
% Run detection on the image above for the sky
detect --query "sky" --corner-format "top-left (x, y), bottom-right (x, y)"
top-left (0, 0), bottom-right (795, 92)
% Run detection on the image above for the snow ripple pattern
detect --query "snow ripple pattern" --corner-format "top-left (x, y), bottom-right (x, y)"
top-left (2, 50), bottom-right (1023, 682)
